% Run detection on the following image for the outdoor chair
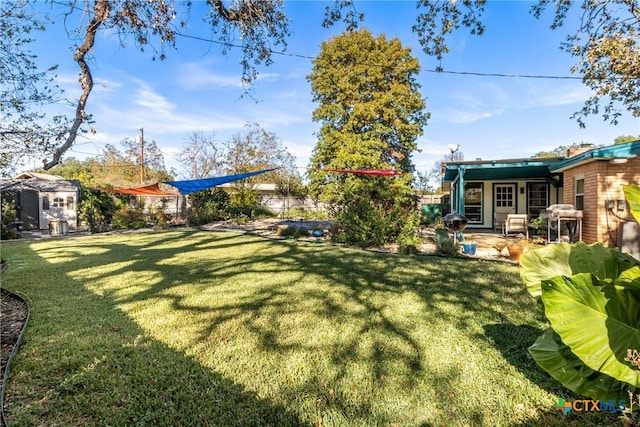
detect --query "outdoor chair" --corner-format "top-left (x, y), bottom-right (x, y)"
top-left (505, 214), bottom-right (529, 238)
top-left (494, 212), bottom-right (508, 235)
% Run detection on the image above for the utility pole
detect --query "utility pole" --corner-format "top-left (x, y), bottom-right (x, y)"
top-left (140, 127), bottom-right (145, 184)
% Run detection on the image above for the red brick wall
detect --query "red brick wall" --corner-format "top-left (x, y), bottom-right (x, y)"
top-left (562, 157), bottom-right (640, 246)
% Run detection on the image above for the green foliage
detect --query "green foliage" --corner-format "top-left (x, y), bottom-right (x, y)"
top-left (434, 228), bottom-right (460, 256)
top-left (111, 207), bottom-right (147, 230)
top-left (520, 242), bottom-right (640, 401)
top-left (330, 194), bottom-right (416, 248)
top-left (286, 207), bottom-right (329, 220)
top-left (529, 215), bottom-right (547, 236)
top-left (229, 188), bottom-right (259, 218)
top-left (78, 189), bottom-right (116, 233)
top-left (276, 226), bottom-right (309, 239)
top-left (308, 29), bottom-right (427, 247)
top-left (186, 188), bottom-right (230, 226)
top-left (615, 135), bottom-right (640, 145)
top-left (397, 213), bottom-right (423, 254)
top-left (1, 199), bottom-right (17, 240)
top-left (623, 183), bottom-right (640, 224)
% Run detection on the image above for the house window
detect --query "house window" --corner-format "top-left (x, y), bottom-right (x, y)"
top-left (495, 185), bottom-right (514, 208)
top-left (575, 178), bottom-right (584, 210)
top-left (66, 196), bottom-right (74, 210)
top-left (42, 196), bottom-right (50, 210)
top-left (52, 197), bottom-right (65, 208)
top-left (527, 183), bottom-right (548, 217)
top-left (464, 182), bottom-right (483, 223)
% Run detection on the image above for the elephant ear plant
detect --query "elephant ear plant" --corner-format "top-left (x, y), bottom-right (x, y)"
top-left (519, 184), bottom-right (640, 403)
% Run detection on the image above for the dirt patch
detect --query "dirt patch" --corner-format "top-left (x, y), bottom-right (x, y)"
top-left (1, 288), bottom-right (28, 384)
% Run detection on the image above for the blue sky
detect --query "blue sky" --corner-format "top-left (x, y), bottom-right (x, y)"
top-left (29, 0), bottom-right (640, 178)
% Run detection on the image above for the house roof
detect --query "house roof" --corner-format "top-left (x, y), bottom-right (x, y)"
top-left (549, 140), bottom-right (640, 172)
top-left (0, 173), bottom-right (80, 193)
top-left (443, 140), bottom-right (639, 183)
top-left (442, 157), bottom-right (562, 183)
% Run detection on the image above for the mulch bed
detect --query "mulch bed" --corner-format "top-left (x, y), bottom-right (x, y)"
top-left (1, 288), bottom-right (28, 384)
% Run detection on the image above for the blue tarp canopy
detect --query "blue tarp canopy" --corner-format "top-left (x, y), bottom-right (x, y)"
top-left (165, 168), bottom-right (278, 195)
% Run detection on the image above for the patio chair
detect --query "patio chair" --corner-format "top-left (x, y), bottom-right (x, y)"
top-left (505, 214), bottom-right (529, 238)
top-left (494, 212), bottom-right (508, 235)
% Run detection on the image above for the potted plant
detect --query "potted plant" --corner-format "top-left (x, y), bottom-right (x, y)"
top-left (507, 238), bottom-right (544, 262)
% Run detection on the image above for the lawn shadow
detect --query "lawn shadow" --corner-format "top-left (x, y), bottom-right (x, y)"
top-left (2, 229), bottom-right (569, 425)
top-left (482, 323), bottom-right (567, 394)
top-left (2, 232), bottom-right (310, 426)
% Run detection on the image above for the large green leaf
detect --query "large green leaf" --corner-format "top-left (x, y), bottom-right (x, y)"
top-left (623, 183), bottom-right (640, 224)
top-left (541, 272), bottom-right (640, 388)
top-left (528, 329), bottom-right (632, 401)
top-left (520, 242), bottom-right (639, 302)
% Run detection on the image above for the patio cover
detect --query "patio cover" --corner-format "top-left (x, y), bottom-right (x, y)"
top-left (95, 183), bottom-right (177, 196)
top-left (318, 169), bottom-right (404, 176)
top-left (165, 168), bottom-right (279, 195)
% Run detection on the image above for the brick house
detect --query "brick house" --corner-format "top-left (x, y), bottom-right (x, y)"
top-left (442, 140), bottom-right (640, 253)
top-left (549, 143), bottom-right (640, 246)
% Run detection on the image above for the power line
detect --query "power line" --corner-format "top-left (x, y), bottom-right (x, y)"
top-left (175, 32), bottom-right (585, 81)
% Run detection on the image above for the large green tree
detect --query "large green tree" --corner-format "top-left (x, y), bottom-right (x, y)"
top-left (308, 29), bottom-right (428, 246)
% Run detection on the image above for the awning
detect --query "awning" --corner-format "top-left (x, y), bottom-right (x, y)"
top-left (165, 168), bottom-right (279, 195)
top-left (94, 183), bottom-right (177, 196)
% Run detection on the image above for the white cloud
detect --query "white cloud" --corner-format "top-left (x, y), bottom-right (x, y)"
top-left (176, 60), bottom-right (245, 89)
top-left (132, 83), bottom-right (177, 113)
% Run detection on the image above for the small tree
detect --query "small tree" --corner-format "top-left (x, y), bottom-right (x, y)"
top-left (78, 188), bottom-right (116, 233)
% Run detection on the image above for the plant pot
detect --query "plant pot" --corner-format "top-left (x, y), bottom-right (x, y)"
top-left (462, 242), bottom-right (477, 255)
top-left (507, 245), bottom-right (524, 262)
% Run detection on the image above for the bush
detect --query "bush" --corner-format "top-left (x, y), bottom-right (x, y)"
top-left (285, 207), bottom-right (328, 220)
top-left (434, 229), bottom-right (459, 256)
top-left (111, 208), bottom-right (146, 229)
top-left (1, 200), bottom-right (17, 240)
top-left (331, 197), bottom-right (413, 248)
top-left (78, 189), bottom-right (116, 233)
top-left (186, 188), bottom-right (230, 226)
top-left (397, 213), bottom-right (423, 254)
top-left (276, 226), bottom-right (309, 239)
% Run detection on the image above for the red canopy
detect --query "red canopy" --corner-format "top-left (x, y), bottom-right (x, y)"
top-left (94, 183), bottom-right (177, 196)
top-left (319, 169), bottom-right (404, 176)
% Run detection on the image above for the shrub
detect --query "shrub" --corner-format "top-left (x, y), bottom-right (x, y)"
top-left (111, 208), bottom-right (146, 229)
top-left (186, 188), bottom-right (230, 226)
top-left (1, 200), bottom-right (17, 240)
top-left (434, 229), bottom-right (459, 256)
top-left (78, 189), bottom-right (115, 233)
top-left (286, 207), bottom-right (328, 220)
top-left (397, 213), bottom-right (423, 254)
top-left (276, 226), bottom-right (309, 239)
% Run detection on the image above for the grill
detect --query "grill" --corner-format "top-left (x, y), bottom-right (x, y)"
top-left (546, 204), bottom-right (583, 243)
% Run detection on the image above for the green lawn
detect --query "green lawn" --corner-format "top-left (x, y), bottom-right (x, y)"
top-left (0, 229), bottom-right (623, 426)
